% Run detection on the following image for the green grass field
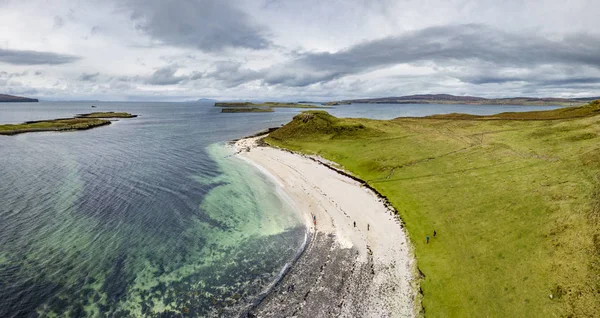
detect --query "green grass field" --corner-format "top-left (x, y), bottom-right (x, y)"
top-left (265, 101), bottom-right (600, 317)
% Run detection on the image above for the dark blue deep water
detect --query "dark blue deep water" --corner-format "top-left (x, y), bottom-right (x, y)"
top-left (0, 101), bottom-right (562, 317)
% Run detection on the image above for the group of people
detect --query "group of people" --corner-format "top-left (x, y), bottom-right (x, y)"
top-left (312, 215), bottom-right (372, 232)
top-left (426, 230), bottom-right (437, 243)
top-left (353, 221), bottom-right (369, 231)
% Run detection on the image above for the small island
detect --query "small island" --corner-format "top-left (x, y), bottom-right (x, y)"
top-left (0, 112), bottom-right (137, 136)
top-left (215, 102), bottom-right (327, 109)
top-left (221, 107), bottom-right (274, 113)
top-left (76, 112), bottom-right (138, 118)
top-left (322, 101), bottom-right (351, 106)
top-left (0, 94), bottom-right (39, 103)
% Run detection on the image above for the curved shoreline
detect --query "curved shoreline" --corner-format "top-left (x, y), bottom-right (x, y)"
top-left (235, 136), bottom-right (418, 317)
top-left (242, 227), bottom-right (313, 317)
top-left (233, 145), bottom-right (316, 316)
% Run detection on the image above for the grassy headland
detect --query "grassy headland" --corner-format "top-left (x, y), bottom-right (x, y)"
top-left (221, 107), bottom-right (274, 113)
top-left (265, 101), bottom-right (600, 317)
top-left (0, 112), bottom-right (136, 135)
top-left (215, 102), bottom-right (327, 109)
top-left (0, 94), bottom-right (38, 102)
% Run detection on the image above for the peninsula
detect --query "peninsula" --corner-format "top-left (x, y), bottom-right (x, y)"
top-left (221, 107), bottom-right (274, 113)
top-left (214, 102), bottom-right (327, 109)
top-left (240, 99), bottom-right (600, 317)
top-left (0, 94), bottom-right (39, 102)
top-left (0, 112), bottom-right (137, 135)
top-left (326, 94), bottom-right (598, 106)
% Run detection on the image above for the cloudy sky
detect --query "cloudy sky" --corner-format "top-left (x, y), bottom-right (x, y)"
top-left (1, 0), bottom-right (599, 101)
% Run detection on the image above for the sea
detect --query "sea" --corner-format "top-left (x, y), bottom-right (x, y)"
top-left (0, 101), bottom-right (562, 317)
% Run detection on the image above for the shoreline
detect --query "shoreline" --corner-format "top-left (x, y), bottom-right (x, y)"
top-left (234, 135), bottom-right (418, 317)
top-left (231, 142), bottom-right (315, 316)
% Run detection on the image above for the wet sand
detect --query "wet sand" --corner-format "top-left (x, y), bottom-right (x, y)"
top-left (235, 137), bottom-right (418, 317)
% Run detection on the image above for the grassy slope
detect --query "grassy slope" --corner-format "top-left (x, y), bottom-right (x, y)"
top-left (426, 100), bottom-right (600, 120)
top-left (265, 103), bottom-right (600, 317)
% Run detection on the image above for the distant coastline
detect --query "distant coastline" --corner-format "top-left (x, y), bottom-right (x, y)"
top-left (0, 94), bottom-right (38, 103)
top-left (221, 107), bottom-right (274, 113)
top-left (215, 102), bottom-right (328, 109)
top-left (325, 94), bottom-right (599, 106)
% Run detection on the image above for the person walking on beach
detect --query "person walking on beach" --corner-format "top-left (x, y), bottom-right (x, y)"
top-left (433, 230), bottom-right (437, 238)
top-left (353, 221), bottom-right (356, 228)
top-left (367, 223), bottom-right (370, 231)
top-left (426, 236), bottom-right (430, 244)
top-left (313, 214), bottom-right (316, 226)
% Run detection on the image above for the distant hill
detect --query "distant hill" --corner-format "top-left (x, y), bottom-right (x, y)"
top-left (0, 94), bottom-right (38, 103)
top-left (328, 94), bottom-right (600, 106)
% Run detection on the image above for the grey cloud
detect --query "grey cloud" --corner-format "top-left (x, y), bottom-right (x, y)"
top-left (115, 75), bottom-right (139, 82)
top-left (90, 26), bottom-right (101, 35)
top-left (460, 75), bottom-right (600, 86)
top-left (145, 65), bottom-right (186, 85)
top-left (201, 61), bottom-right (262, 87)
top-left (109, 81), bottom-right (135, 91)
top-left (78, 72), bottom-right (100, 82)
top-left (53, 16), bottom-right (65, 29)
top-left (0, 48), bottom-right (80, 65)
top-left (540, 77), bottom-right (600, 86)
top-left (136, 61), bottom-right (262, 88)
top-left (261, 24), bottom-right (600, 86)
top-left (0, 71), bottom-right (28, 78)
top-left (454, 62), bottom-right (600, 88)
top-left (5, 87), bottom-right (39, 95)
top-left (459, 76), bottom-right (525, 85)
top-left (125, 0), bottom-right (270, 52)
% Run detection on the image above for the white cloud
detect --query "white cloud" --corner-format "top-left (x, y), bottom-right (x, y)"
top-left (0, 0), bottom-right (599, 100)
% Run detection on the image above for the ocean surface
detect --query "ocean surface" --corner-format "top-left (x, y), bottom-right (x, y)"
top-left (0, 101), bottom-right (562, 317)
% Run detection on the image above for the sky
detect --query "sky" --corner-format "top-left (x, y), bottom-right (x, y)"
top-left (0, 0), bottom-right (599, 101)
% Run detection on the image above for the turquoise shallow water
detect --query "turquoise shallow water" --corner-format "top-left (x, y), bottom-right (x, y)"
top-left (0, 102), bottom-right (307, 317)
top-left (0, 101), bottom-right (562, 317)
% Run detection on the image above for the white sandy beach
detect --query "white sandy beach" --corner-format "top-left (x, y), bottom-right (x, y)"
top-left (235, 137), bottom-right (417, 317)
